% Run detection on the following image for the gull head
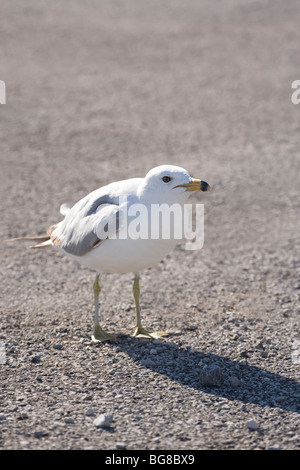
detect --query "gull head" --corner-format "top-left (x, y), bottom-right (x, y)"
top-left (139, 165), bottom-right (210, 204)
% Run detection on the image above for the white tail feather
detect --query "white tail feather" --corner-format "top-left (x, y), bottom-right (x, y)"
top-left (30, 240), bottom-right (53, 249)
top-left (7, 236), bottom-right (49, 243)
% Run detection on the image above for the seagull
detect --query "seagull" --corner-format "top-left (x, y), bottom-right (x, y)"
top-left (8, 165), bottom-right (210, 342)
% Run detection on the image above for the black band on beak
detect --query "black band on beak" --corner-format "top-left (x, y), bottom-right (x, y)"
top-left (200, 181), bottom-right (210, 192)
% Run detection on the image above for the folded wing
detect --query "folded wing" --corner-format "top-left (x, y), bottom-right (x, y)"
top-left (51, 193), bottom-right (121, 256)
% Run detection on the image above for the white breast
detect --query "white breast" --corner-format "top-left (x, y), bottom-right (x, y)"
top-left (70, 237), bottom-right (179, 274)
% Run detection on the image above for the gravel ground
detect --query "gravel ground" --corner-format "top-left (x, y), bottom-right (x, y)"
top-left (1, 0), bottom-right (300, 450)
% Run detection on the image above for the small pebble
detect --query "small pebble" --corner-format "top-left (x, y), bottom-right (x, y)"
top-left (199, 364), bottom-right (223, 387)
top-left (116, 442), bottom-right (127, 450)
top-left (229, 376), bottom-right (240, 388)
top-left (34, 431), bottom-right (48, 439)
top-left (93, 414), bottom-right (113, 429)
top-left (246, 419), bottom-right (259, 431)
top-left (31, 355), bottom-right (42, 364)
top-left (64, 417), bottom-right (74, 424)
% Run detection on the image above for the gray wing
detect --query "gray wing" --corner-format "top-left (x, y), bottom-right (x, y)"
top-left (52, 193), bottom-right (121, 256)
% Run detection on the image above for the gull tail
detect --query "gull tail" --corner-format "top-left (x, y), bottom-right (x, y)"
top-left (30, 239), bottom-right (52, 249)
top-left (6, 235), bottom-right (52, 249)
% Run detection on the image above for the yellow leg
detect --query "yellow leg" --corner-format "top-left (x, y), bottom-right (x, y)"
top-left (132, 274), bottom-right (168, 339)
top-left (91, 273), bottom-right (115, 342)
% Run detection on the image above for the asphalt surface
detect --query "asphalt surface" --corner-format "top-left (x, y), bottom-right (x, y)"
top-left (0, 0), bottom-right (299, 450)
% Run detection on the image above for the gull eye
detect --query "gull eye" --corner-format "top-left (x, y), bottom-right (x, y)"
top-left (162, 176), bottom-right (172, 183)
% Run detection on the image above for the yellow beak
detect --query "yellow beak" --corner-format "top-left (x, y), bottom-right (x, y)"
top-left (173, 177), bottom-right (211, 192)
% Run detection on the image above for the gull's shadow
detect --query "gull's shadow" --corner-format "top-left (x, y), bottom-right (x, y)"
top-left (105, 335), bottom-right (300, 414)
